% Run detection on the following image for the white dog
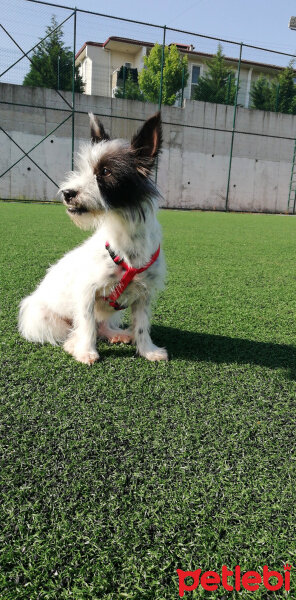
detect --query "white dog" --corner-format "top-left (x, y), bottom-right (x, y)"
top-left (18, 112), bottom-right (168, 364)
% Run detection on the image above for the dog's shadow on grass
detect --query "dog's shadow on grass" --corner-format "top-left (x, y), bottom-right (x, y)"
top-left (152, 325), bottom-right (296, 380)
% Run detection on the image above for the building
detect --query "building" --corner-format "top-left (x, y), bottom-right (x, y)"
top-left (75, 36), bottom-right (287, 108)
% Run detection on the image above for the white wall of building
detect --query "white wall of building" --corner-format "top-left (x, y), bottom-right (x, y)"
top-left (78, 45), bottom-right (147, 99)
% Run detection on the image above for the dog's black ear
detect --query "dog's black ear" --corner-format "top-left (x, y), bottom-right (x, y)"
top-left (131, 112), bottom-right (162, 169)
top-left (89, 113), bottom-right (110, 143)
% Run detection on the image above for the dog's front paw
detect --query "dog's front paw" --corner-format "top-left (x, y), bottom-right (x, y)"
top-left (144, 347), bottom-right (168, 362)
top-left (64, 338), bottom-right (99, 364)
top-left (75, 350), bottom-right (100, 365)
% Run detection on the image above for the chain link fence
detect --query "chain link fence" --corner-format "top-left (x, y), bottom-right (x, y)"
top-left (1, 0), bottom-right (296, 212)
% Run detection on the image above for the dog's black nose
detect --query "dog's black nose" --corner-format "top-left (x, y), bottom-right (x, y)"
top-left (63, 189), bottom-right (77, 203)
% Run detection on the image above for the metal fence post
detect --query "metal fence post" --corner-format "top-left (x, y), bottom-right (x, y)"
top-left (123, 66), bottom-right (126, 98)
top-left (57, 54), bottom-right (60, 91)
top-left (275, 83), bottom-right (280, 112)
top-left (71, 8), bottom-right (77, 170)
top-left (155, 25), bottom-right (166, 185)
top-left (226, 73), bottom-right (232, 105)
top-left (180, 65), bottom-right (185, 107)
top-left (158, 25), bottom-right (166, 109)
top-left (225, 42), bottom-right (243, 211)
top-left (288, 138), bottom-right (296, 213)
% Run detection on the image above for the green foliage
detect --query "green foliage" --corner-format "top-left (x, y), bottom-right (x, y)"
top-left (250, 62), bottom-right (296, 114)
top-left (276, 63), bottom-right (296, 114)
top-left (193, 44), bottom-right (236, 105)
top-left (114, 72), bottom-right (145, 101)
top-left (23, 15), bottom-right (84, 93)
top-left (138, 43), bottom-right (189, 106)
top-left (249, 74), bottom-right (273, 111)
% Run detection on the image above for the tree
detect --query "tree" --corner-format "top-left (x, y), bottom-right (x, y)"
top-left (193, 44), bottom-right (236, 105)
top-left (275, 63), bottom-right (296, 114)
top-left (250, 62), bottom-right (296, 114)
top-left (114, 71), bottom-right (145, 101)
top-left (138, 44), bottom-right (189, 106)
top-left (250, 75), bottom-right (273, 111)
top-left (23, 15), bottom-right (84, 93)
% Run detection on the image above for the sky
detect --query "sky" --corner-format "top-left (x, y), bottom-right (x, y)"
top-left (69, 0), bottom-right (296, 53)
top-left (2, 0), bottom-right (296, 84)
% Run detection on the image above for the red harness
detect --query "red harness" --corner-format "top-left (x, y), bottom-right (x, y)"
top-left (103, 242), bottom-right (160, 310)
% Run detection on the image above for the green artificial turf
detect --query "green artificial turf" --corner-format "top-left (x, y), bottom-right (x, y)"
top-left (1, 202), bottom-right (296, 599)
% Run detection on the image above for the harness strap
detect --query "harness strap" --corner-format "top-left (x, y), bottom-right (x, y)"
top-left (103, 242), bottom-right (160, 310)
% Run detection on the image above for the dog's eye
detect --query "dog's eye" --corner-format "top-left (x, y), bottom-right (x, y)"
top-left (102, 167), bottom-right (111, 177)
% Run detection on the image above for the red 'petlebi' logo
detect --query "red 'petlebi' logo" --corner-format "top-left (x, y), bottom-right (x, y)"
top-left (176, 565), bottom-right (292, 596)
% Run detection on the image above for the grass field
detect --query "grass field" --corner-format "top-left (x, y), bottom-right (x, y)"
top-left (1, 202), bottom-right (296, 599)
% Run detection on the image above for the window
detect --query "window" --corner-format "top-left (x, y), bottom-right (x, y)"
top-left (191, 65), bottom-right (200, 98)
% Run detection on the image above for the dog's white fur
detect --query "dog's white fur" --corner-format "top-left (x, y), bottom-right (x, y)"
top-left (18, 113), bottom-right (167, 364)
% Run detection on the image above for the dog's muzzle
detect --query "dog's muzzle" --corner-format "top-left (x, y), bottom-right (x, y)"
top-left (62, 189), bottom-right (88, 214)
top-left (62, 189), bottom-right (77, 204)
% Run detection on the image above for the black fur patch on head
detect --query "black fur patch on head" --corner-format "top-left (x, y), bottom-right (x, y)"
top-left (91, 113), bottom-right (162, 219)
top-left (94, 147), bottom-right (157, 218)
